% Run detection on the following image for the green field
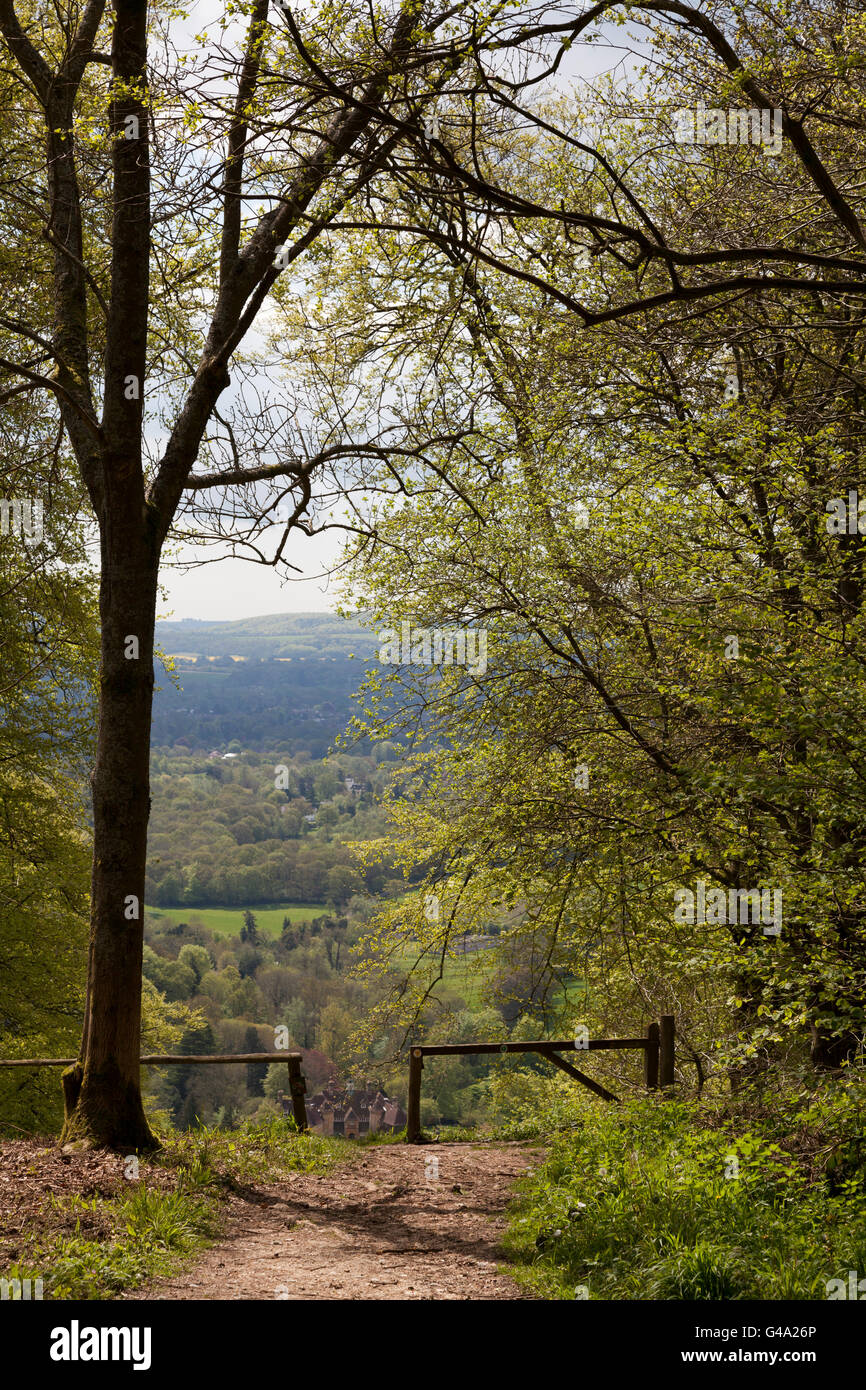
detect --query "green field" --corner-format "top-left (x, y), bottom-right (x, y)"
top-left (389, 942), bottom-right (586, 1012)
top-left (145, 903), bottom-right (328, 938)
top-left (388, 945), bottom-right (494, 1007)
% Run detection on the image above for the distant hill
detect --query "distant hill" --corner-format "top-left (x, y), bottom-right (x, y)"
top-left (156, 611), bottom-right (378, 661)
top-left (152, 612), bottom-right (381, 752)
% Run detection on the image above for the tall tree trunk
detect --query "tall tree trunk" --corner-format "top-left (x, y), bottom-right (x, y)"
top-left (61, 532), bottom-right (160, 1151)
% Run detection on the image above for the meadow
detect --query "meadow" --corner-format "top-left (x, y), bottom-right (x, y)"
top-left (145, 903), bottom-right (328, 939)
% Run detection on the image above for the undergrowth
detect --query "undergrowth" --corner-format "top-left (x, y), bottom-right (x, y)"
top-left (498, 1074), bottom-right (866, 1300)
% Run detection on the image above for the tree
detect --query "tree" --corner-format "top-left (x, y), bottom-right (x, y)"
top-left (343, 270), bottom-right (866, 1070)
top-left (314, 26), bottom-right (866, 1071)
top-left (317, 998), bottom-right (356, 1068)
top-left (0, 530), bottom-right (97, 1131)
top-left (327, 864), bottom-right (359, 906)
top-left (0, 334), bottom-right (98, 1130)
top-left (177, 943), bottom-right (213, 987)
top-left (142, 945), bottom-right (197, 1001)
top-left (244, 1023), bottom-right (267, 1095)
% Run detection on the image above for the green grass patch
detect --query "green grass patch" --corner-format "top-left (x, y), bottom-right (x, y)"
top-left (388, 945), bottom-right (495, 1008)
top-left (146, 903), bottom-right (327, 938)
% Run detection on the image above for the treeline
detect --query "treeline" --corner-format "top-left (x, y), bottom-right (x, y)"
top-left (156, 612), bottom-right (376, 661)
top-left (145, 747), bottom-right (407, 908)
top-left (151, 656), bottom-right (378, 755)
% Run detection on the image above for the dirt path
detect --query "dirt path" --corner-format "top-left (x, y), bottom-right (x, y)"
top-left (133, 1141), bottom-right (541, 1301)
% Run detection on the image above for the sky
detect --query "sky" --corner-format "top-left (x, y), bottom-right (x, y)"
top-left (157, 2), bottom-right (646, 621)
top-left (158, 529), bottom-right (344, 621)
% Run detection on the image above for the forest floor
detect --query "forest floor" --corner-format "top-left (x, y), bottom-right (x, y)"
top-left (130, 1140), bottom-right (541, 1301)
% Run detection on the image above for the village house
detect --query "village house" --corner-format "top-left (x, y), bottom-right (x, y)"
top-left (281, 1083), bottom-right (406, 1138)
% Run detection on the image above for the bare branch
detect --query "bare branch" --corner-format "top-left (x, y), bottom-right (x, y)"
top-left (220, 0), bottom-right (270, 284)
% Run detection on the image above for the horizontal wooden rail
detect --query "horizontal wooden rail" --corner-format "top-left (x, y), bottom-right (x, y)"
top-left (0, 1054), bottom-right (308, 1132)
top-left (413, 1038), bottom-right (649, 1056)
top-left (0, 1053), bottom-right (301, 1067)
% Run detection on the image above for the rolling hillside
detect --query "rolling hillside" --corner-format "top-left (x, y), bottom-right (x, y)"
top-left (152, 612), bottom-right (381, 751)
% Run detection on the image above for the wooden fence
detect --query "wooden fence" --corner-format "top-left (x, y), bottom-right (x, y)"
top-left (406, 1015), bottom-right (675, 1142)
top-left (0, 1053), bottom-right (309, 1133)
top-left (2, 1021), bottom-right (676, 1146)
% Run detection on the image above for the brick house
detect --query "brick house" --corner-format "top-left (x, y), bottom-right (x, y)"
top-left (297, 1084), bottom-right (406, 1138)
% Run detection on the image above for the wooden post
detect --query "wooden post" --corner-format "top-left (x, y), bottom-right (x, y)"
top-left (659, 1014), bottom-right (675, 1088)
top-left (286, 1055), bottom-right (307, 1133)
top-left (644, 1021), bottom-right (660, 1090)
top-left (407, 1047), bottom-right (423, 1142)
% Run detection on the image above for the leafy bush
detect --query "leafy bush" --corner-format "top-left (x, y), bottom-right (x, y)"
top-left (501, 1083), bottom-right (866, 1300)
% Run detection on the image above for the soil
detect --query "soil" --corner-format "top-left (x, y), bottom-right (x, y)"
top-left (132, 1140), bottom-right (542, 1301)
top-left (0, 1138), bottom-right (174, 1256)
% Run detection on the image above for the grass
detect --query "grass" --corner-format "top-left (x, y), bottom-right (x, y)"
top-left (4, 1118), bottom-right (348, 1300)
top-left (497, 1077), bottom-right (866, 1300)
top-left (388, 944), bottom-right (501, 1008)
top-left (388, 944), bottom-right (584, 1014)
top-left (145, 902), bottom-right (328, 938)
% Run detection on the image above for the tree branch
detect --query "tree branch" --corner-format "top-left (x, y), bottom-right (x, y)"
top-left (220, 0), bottom-right (270, 285)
